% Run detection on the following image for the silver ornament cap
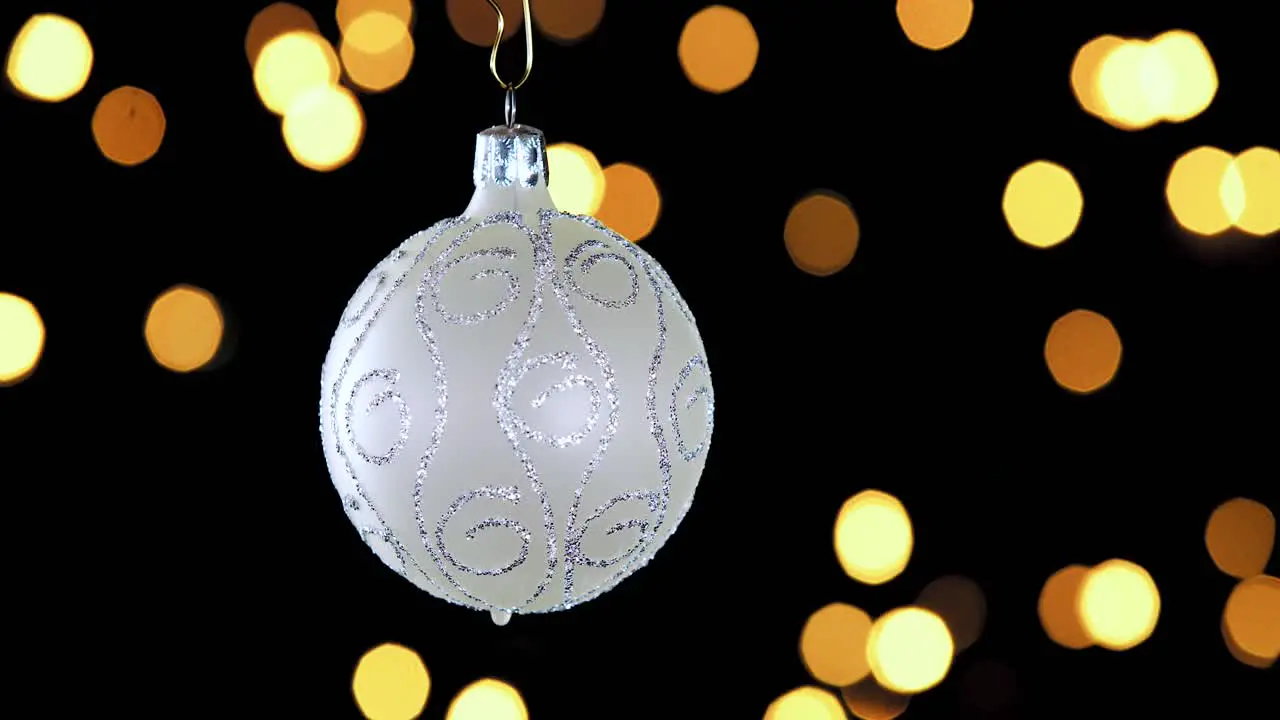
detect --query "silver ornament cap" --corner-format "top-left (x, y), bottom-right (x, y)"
top-left (473, 124), bottom-right (548, 190)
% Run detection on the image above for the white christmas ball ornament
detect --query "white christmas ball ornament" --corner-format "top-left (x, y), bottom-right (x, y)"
top-left (320, 124), bottom-right (714, 623)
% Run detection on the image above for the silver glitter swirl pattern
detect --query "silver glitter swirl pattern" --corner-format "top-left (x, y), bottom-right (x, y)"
top-left (344, 369), bottom-right (411, 466)
top-left (671, 355), bottom-right (714, 462)
top-left (427, 245), bottom-right (521, 325)
top-left (436, 486), bottom-right (531, 576)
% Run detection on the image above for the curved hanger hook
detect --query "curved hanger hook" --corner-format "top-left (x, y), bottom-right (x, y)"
top-left (484, 0), bottom-right (534, 91)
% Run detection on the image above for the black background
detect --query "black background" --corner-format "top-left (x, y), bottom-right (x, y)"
top-left (1, 0), bottom-right (1276, 717)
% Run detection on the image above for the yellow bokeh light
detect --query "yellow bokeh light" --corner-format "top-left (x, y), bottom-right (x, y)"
top-left (867, 607), bottom-right (955, 695)
top-left (1070, 35), bottom-right (1125, 120)
top-left (596, 163), bottom-right (661, 242)
top-left (1078, 559), bottom-right (1161, 651)
top-left (1002, 161), bottom-right (1083, 249)
top-left (253, 30), bottom-right (340, 116)
top-left (547, 143), bottom-right (606, 215)
top-left (283, 85), bottom-right (365, 172)
top-left (1205, 498), bottom-right (1276, 580)
top-left (0, 292), bottom-right (45, 386)
top-left (841, 677), bottom-right (911, 720)
top-left (800, 602), bottom-right (874, 687)
top-left (895, 0), bottom-right (973, 51)
top-left (678, 5), bottom-right (759, 94)
top-left (834, 490), bottom-right (913, 586)
top-left (447, 0), bottom-right (524, 48)
top-left (245, 3), bottom-right (319, 67)
top-left (1166, 146), bottom-right (1236, 236)
top-left (1097, 40), bottom-right (1168, 130)
top-left (446, 678), bottom-right (527, 720)
top-left (144, 285), bottom-right (224, 374)
top-left (784, 191), bottom-right (860, 277)
top-left (5, 14), bottom-right (93, 102)
top-left (92, 86), bottom-right (166, 167)
top-left (1227, 147), bottom-right (1280, 236)
top-left (532, 0), bottom-right (605, 45)
top-left (338, 0), bottom-right (414, 36)
top-left (1151, 30), bottom-right (1217, 123)
top-left (341, 16), bottom-right (415, 93)
top-left (1222, 575), bottom-right (1280, 669)
top-left (343, 9), bottom-right (409, 55)
top-left (1038, 565), bottom-right (1093, 650)
top-left (764, 686), bottom-right (845, 720)
top-left (1044, 309), bottom-right (1122, 395)
top-left (351, 643), bottom-right (430, 720)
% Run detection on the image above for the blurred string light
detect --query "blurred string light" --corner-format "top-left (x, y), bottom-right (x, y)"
top-left (0, 292), bottom-right (45, 386)
top-left (92, 86), bottom-right (165, 166)
top-left (1002, 161), bottom-right (1083, 249)
top-left (896, 0), bottom-right (973, 51)
top-left (448, 0), bottom-right (524, 47)
top-left (351, 643), bottom-right (430, 720)
top-left (337, 0), bottom-right (416, 93)
top-left (679, 5), bottom-right (759, 94)
top-left (1205, 497), bottom-right (1276, 580)
top-left (867, 607), bottom-right (955, 694)
top-left (1043, 309), bottom-right (1122, 394)
top-left (834, 490), bottom-right (913, 585)
top-left (144, 285), bottom-right (225, 374)
top-left (800, 602), bottom-right (874, 686)
top-left (596, 163), bottom-right (661, 242)
top-left (245, 2), bottom-right (319, 66)
top-left (445, 678), bottom-right (527, 720)
top-left (4, 13), bottom-right (93, 102)
top-left (531, 0), bottom-right (605, 45)
top-left (1166, 146), bottom-right (1280, 238)
top-left (784, 191), bottom-right (860, 277)
top-left (1071, 31), bottom-right (1217, 130)
top-left (764, 686), bottom-right (845, 720)
top-left (284, 86), bottom-right (366, 171)
top-left (547, 142), bottom-right (606, 215)
top-left (1078, 559), bottom-right (1161, 651)
top-left (1038, 565), bottom-right (1095, 650)
top-left (842, 677), bottom-right (910, 720)
top-left (1222, 575), bottom-right (1280, 669)
top-left (253, 30), bottom-right (341, 115)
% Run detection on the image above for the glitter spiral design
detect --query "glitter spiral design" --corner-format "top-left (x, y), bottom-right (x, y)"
top-left (344, 369), bottom-right (411, 466)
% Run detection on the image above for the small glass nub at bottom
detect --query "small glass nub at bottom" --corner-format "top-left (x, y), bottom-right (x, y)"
top-left (490, 608), bottom-right (513, 626)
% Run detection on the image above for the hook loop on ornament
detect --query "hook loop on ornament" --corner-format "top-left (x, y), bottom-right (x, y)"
top-left (484, 0), bottom-right (534, 92)
top-left (504, 86), bottom-right (517, 127)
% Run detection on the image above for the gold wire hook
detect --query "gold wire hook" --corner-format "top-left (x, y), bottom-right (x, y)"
top-left (484, 0), bottom-right (534, 92)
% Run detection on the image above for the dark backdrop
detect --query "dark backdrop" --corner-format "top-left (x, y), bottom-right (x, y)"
top-left (1, 1), bottom-right (1276, 717)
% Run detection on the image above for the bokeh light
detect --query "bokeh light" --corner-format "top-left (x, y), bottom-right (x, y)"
top-left (445, 678), bottom-right (527, 720)
top-left (764, 686), bottom-right (845, 720)
top-left (1038, 565), bottom-right (1093, 650)
top-left (448, 0), bottom-right (524, 48)
top-left (352, 642), bottom-right (430, 720)
top-left (337, 0), bottom-right (414, 38)
top-left (841, 676), bottom-right (910, 720)
top-left (1166, 146), bottom-right (1236, 236)
top-left (1097, 40), bottom-right (1169, 130)
top-left (895, 0), bottom-right (973, 51)
top-left (596, 163), bottom-right (661, 242)
top-left (254, 30), bottom-right (341, 116)
top-left (245, 3), bottom-right (319, 67)
top-left (784, 191), bottom-right (860, 277)
top-left (1002, 161), bottom-right (1083, 249)
top-left (867, 606), bottom-right (955, 694)
top-left (834, 490), bottom-right (913, 586)
top-left (1078, 559), bottom-right (1161, 651)
top-left (5, 14), bottom-right (93, 102)
top-left (0, 292), bottom-right (45, 386)
top-left (283, 85), bottom-right (365, 172)
top-left (1070, 35), bottom-right (1125, 121)
top-left (916, 575), bottom-right (987, 652)
top-left (1151, 30), bottom-right (1218, 123)
top-left (678, 5), bottom-right (759, 94)
top-left (1205, 498), bottom-right (1276, 580)
top-left (1086, 32), bottom-right (1217, 130)
top-left (1227, 147), bottom-right (1280, 236)
top-left (92, 86), bottom-right (166, 166)
top-left (531, 0), bottom-right (605, 45)
top-left (341, 11), bottom-right (415, 93)
top-left (800, 602), bottom-right (874, 686)
top-left (1043, 309), bottom-right (1122, 394)
top-left (547, 143), bottom-right (605, 215)
top-left (1222, 575), bottom-right (1280, 669)
top-left (144, 285), bottom-right (225, 374)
